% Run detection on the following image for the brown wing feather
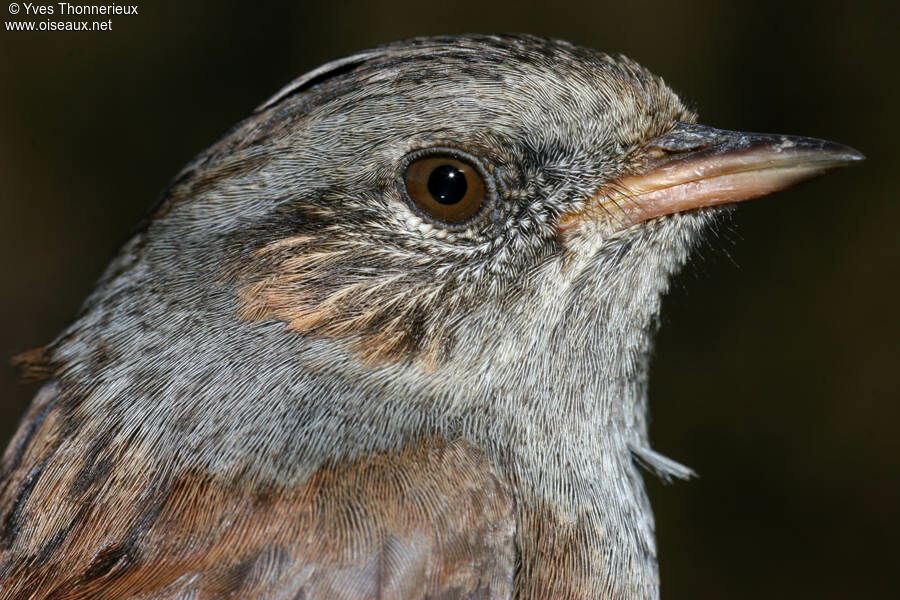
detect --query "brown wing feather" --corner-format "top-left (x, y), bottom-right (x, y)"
top-left (0, 385), bottom-right (516, 599)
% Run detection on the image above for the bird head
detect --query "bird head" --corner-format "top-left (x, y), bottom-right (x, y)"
top-left (41, 35), bottom-right (860, 481)
top-left (219, 36), bottom-right (696, 376)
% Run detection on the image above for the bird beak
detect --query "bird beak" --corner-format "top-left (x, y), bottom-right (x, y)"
top-left (561, 122), bottom-right (864, 230)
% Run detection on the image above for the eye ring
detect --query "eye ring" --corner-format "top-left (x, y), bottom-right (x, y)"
top-left (400, 148), bottom-right (494, 228)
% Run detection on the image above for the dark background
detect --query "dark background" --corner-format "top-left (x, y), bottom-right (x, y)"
top-left (1, 1), bottom-right (897, 597)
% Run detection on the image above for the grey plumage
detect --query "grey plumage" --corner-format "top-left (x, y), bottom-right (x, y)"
top-left (0, 34), bottom-right (861, 599)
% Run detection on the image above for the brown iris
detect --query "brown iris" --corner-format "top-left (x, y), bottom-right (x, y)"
top-left (404, 155), bottom-right (486, 224)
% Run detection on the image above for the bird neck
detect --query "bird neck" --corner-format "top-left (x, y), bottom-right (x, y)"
top-left (455, 289), bottom-right (661, 599)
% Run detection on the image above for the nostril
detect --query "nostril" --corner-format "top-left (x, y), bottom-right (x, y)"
top-left (647, 122), bottom-right (724, 154)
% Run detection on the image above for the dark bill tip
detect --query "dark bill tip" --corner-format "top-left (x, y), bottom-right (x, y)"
top-left (649, 122), bottom-right (865, 166)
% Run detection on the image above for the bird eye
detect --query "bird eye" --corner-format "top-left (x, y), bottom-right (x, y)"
top-left (404, 154), bottom-right (487, 225)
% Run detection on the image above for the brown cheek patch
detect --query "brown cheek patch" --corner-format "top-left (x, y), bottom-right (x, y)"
top-left (232, 237), bottom-right (451, 369)
top-left (1, 438), bottom-right (515, 599)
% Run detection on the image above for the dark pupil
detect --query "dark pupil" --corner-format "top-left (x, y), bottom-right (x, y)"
top-left (427, 164), bottom-right (468, 205)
